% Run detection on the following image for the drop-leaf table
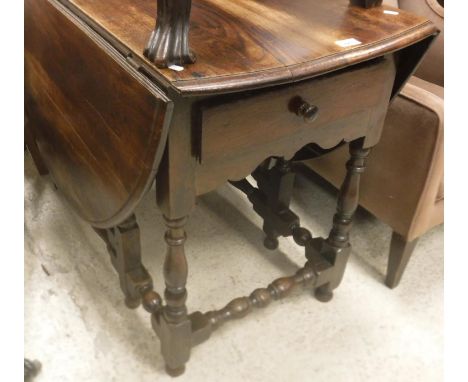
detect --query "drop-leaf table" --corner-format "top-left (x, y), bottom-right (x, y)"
top-left (25, 0), bottom-right (437, 376)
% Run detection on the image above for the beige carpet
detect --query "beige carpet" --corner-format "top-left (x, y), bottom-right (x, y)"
top-left (24, 153), bottom-right (443, 382)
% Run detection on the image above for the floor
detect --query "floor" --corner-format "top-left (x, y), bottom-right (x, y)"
top-left (24, 154), bottom-right (443, 382)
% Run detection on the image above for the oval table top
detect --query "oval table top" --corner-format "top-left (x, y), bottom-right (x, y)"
top-left (25, 0), bottom-right (173, 228)
top-left (65, 0), bottom-right (437, 95)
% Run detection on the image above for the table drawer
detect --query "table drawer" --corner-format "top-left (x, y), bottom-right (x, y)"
top-left (198, 57), bottom-right (395, 164)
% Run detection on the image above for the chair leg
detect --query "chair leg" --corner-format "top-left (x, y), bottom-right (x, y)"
top-left (385, 231), bottom-right (419, 289)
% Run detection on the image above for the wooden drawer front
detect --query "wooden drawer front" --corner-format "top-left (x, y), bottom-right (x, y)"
top-left (199, 58), bottom-right (395, 164)
top-left (25, 0), bottom-right (172, 228)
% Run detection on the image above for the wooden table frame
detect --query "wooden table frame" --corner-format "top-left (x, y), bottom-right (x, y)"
top-left (145, 0), bottom-right (384, 68)
top-left (92, 141), bottom-right (370, 376)
top-left (25, 0), bottom-right (438, 376)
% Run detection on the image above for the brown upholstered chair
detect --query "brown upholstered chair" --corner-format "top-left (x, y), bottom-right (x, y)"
top-left (302, 0), bottom-right (444, 288)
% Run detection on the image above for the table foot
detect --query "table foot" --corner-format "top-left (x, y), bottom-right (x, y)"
top-left (263, 236), bottom-right (279, 250)
top-left (24, 359), bottom-right (41, 381)
top-left (315, 284), bottom-right (334, 303)
top-left (165, 365), bottom-right (186, 377)
top-left (125, 296), bottom-right (141, 309)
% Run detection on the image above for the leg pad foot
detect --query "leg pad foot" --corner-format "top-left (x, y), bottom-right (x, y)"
top-left (315, 285), bottom-right (334, 303)
top-left (166, 365), bottom-right (186, 377)
top-left (125, 296), bottom-right (141, 309)
top-left (263, 236), bottom-right (279, 250)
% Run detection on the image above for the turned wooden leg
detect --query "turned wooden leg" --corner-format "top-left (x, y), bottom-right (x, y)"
top-left (152, 98), bottom-right (197, 375)
top-left (253, 158), bottom-right (296, 250)
top-left (315, 139), bottom-right (371, 302)
top-left (152, 214), bottom-right (191, 377)
top-left (94, 214), bottom-right (154, 309)
top-left (385, 231), bottom-right (419, 289)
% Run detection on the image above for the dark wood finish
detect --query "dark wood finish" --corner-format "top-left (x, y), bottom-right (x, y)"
top-left (200, 59), bottom-right (392, 162)
top-left (256, 159), bottom-right (297, 250)
top-left (144, 0), bottom-right (196, 68)
top-left (385, 231), bottom-right (419, 289)
top-left (189, 160), bottom-right (346, 344)
top-left (94, 214), bottom-right (162, 309)
top-left (152, 98), bottom-right (197, 374)
top-left (198, 265), bottom-right (317, 331)
top-left (315, 138), bottom-right (370, 301)
top-left (25, 0), bottom-right (438, 376)
top-left (25, 0), bottom-right (173, 228)
top-left (152, 215), bottom-right (191, 376)
top-left (328, 139), bottom-right (371, 248)
top-left (64, 0), bottom-right (437, 95)
top-left (350, 0), bottom-right (383, 8)
top-left (142, 0), bottom-right (387, 68)
top-left (95, 214), bottom-right (164, 313)
top-left (195, 58), bottom-right (395, 195)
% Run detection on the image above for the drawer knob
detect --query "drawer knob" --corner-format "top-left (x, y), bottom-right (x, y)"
top-left (290, 97), bottom-right (319, 122)
top-left (297, 101), bottom-right (319, 122)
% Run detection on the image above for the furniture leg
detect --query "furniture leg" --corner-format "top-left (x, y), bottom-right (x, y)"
top-left (96, 210), bottom-right (191, 376)
top-left (385, 231), bottom-right (419, 289)
top-left (253, 158), bottom-right (296, 250)
top-left (315, 139), bottom-right (371, 302)
top-left (153, 101), bottom-right (196, 375)
top-left (25, 118), bottom-right (48, 176)
top-left (94, 214), bottom-right (155, 309)
top-left (151, 214), bottom-right (191, 376)
top-left (24, 358), bottom-right (41, 381)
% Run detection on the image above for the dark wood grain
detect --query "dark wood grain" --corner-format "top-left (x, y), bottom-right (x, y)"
top-left (25, 0), bottom-right (173, 228)
top-left (194, 57), bottom-right (396, 195)
top-left (63, 0), bottom-right (437, 95)
top-left (25, 0), bottom-right (438, 376)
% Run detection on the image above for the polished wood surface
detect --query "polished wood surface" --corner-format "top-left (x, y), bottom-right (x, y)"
top-left (25, 0), bottom-right (438, 375)
top-left (195, 58), bottom-right (395, 194)
top-left (125, 0), bottom-right (385, 69)
top-left (25, 0), bottom-right (173, 228)
top-left (63, 0), bottom-right (437, 94)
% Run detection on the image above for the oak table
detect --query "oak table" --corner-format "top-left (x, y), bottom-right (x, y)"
top-left (25, 0), bottom-right (437, 376)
